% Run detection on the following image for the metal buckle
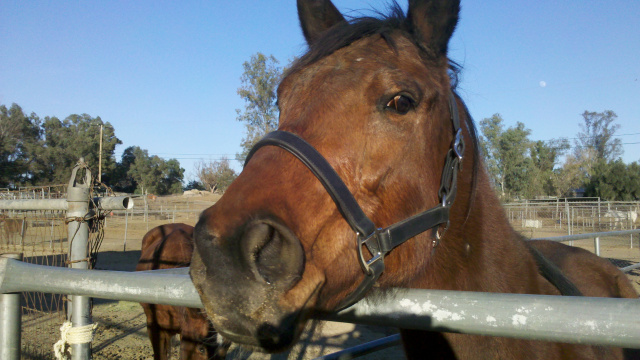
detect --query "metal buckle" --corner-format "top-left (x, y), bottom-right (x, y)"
top-left (357, 230), bottom-right (383, 276)
top-left (452, 129), bottom-right (464, 161)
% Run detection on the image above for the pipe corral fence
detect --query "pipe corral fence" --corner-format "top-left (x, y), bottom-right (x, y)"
top-left (1, 171), bottom-right (640, 359)
top-left (0, 162), bottom-right (133, 360)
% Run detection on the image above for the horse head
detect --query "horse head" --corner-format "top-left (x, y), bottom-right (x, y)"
top-left (190, 0), bottom-right (476, 352)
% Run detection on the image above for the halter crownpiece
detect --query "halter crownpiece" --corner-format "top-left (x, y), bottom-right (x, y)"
top-left (245, 90), bottom-right (464, 310)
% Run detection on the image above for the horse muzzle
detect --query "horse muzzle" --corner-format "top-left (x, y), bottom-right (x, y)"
top-left (190, 216), bottom-right (306, 352)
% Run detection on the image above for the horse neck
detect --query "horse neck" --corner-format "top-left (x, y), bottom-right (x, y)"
top-left (431, 156), bottom-right (540, 293)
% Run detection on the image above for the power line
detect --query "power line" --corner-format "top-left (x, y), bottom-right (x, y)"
top-left (538, 132), bottom-right (640, 144)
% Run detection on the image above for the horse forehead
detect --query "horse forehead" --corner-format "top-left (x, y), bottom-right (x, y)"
top-left (281, 34), bottom-right (425, 96)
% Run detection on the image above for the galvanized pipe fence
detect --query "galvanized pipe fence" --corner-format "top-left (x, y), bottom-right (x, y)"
top-left (531, 229), bottom-right (640, 272)
top-left (1, 257), bottom-right (640, 351)
top-left (0, 161), bottom-right (133, 360)
top-left (504, 199), bottom-right (639, 235)
top-left (1, 185), bottom-right (640, 359)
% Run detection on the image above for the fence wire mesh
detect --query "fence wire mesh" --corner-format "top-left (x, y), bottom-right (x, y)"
top-left (505, 199), bottom-right (640, 283)
top-left (0, 184), bottom-right (106, 360)
top-left (1, 208), bottom-right (67, 359)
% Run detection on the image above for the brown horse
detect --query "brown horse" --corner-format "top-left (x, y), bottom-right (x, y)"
top-left (137, 223), bottom-right (229, 360)
top-left (190, 1), bottom-right (639, 359)
top-left (0, 215), bottom-right (27, 245)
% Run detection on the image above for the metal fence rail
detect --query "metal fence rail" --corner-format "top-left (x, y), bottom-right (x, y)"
top-left (1, 257), bottom-right (639, 349)
top-left (530, 229), bottom-right (640, 271)
top-left (2, 193), bottom-right (639, 359)
top-left (0, 162), bottom-right (134, 360)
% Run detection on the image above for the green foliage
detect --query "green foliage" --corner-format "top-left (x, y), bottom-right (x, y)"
top-left (35, 114), bottom-right (121, 185)
top-left (184, 180), bottom-right (205, 191)
top-left (235, 53), bottom-right (283, 164)
top-left (479, 115), bottom-right (571, 199)
top-left (584, 160), bottom-right (640, 200)
top-left (500, 122), bottom-right (532, 197)
top-left (478, 114), bottom-right (504, 190)
top-left (528, 139), bottom-right (570, 197)
top-left (195, 158), bottom-right (237, 193)
top-left (0, 102), bottom-right (184, 195)
top-left (555, 109), bottom-right (625, 199)
top-left (0, 104), bottom-right (41, 186)
top-left (479, 115), bottom-right (535, 199)
top-left (0, 104), bottom-right (121, 187)
top-left (575, 110), bottom-right (622, 163)
top-left (113, 146), bottom-right (185, 195)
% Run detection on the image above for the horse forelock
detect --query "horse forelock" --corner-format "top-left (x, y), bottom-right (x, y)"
top-left (286, 2), bottom-right (462, 85)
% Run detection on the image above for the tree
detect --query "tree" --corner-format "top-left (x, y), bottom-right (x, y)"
top-left (479, 115), bottom-right (533, 199)
top-left (184, 180), bottom-right (205, 191)
top-left (110, 146), bottom-right (138, 193)
top-left (584, 160), bottom-right (640, 200)
top-left (500, 122), bottom-right (532, 198)
top-left (528, 139), bottom-right (570, 197)
top-left (478, 114), bottom-right (504, 191)
top-left (554, 148), bottom-right (597, 197)
top-left (115, 146), bottom-right (185, 195)
top-left (560, 110), bottom-right (624, 198)
top-left (32, 114), bottom-right (121, 185)
top-left (235, 53), bottom-right (282, 164)
top-left (0, 104), bottom-right (41, 187)
top-left (574, 110), bottom-right (623, 163)
top-left (195, 158), bottom-right (237, 193)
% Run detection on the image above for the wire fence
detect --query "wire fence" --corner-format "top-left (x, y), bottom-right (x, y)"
top-left (2, 190), bottom-right (639, 359)
top-left (0, 184), bottom-right (108, 360)
top-left (0, 208), bottom-right (68, 359)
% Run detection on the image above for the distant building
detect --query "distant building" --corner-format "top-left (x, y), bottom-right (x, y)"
top-left (569, 188), bottom-right (586, 198)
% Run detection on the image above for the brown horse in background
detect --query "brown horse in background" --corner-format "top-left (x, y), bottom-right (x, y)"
top-left (0, 214), bottom-right (27, 245)
top-left (190, 0), bottom-right (639, 359)
top-left (137, 223), bottom-right (229, 360)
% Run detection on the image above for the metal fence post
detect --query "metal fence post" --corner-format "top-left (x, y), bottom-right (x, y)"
top-left (0, 253), bottom-right (23, 360)
top-left (123, 208), bottom-right (128, 251)
top-left (66, 162), bottom-right (92, 360)
top-left (594, 237), bottom-right (600, 256)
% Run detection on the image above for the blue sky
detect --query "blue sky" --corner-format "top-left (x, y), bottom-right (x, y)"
top-left (1, 1), bottom-right (639, 182)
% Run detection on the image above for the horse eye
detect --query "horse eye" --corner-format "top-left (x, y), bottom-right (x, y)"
top-left (386, 95), bottom-right (413, 115)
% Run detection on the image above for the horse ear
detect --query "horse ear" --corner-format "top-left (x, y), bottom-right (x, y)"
top-left (297, 0), bottom-right (346, 45)
top-left (406, 0), bottom-right (460, 57)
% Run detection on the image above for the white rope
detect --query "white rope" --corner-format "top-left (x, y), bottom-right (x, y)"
top-left (53, 321), bottom-right (98, 360)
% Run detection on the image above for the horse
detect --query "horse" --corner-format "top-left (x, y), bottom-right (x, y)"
top-left (0, 214), bottom-right (27, 245)
top-left (604, 208), bottom-right (639, 230)
top-left (189, 1), bottom-right (640, 359)
top-left (136, 223), bottom-right (229, 360)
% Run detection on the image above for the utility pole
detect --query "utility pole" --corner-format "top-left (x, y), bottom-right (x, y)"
top-left (98, 124), bottom-right (103, 183)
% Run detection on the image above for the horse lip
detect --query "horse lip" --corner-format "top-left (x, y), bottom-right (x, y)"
top-left (211, 318), bottom-right (302, 353)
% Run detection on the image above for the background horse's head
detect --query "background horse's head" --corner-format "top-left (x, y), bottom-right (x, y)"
top-left (191, 0), bottom-right (474, 352)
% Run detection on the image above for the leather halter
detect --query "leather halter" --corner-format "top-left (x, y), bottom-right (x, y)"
top-left (245, 90), bottom-right (465, 310)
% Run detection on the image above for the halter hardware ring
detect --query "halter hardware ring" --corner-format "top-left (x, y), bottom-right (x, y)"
top-left (357, 230), bottom-right (384, 276)
top-left (453, 129), bottom-right (464, 161)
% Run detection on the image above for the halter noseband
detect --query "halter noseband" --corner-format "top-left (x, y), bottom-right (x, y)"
top-left (245, 90), bottom-right (465, 310)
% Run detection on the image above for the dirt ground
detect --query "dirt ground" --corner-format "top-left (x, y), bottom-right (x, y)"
top-left (16, 193), bottom-right (640, 359)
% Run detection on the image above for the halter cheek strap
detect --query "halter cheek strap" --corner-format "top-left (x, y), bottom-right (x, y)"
top-left (245, 90), bottom-right (464, 311)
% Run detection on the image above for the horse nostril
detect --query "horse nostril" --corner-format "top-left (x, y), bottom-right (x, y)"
top-left (242, 220), bottom-right (304, 288)
top-left (255, 227), bottom-right (282, 284)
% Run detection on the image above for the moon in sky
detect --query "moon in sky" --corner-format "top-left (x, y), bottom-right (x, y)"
top-left (539, 81), bottom-right (547, 87)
